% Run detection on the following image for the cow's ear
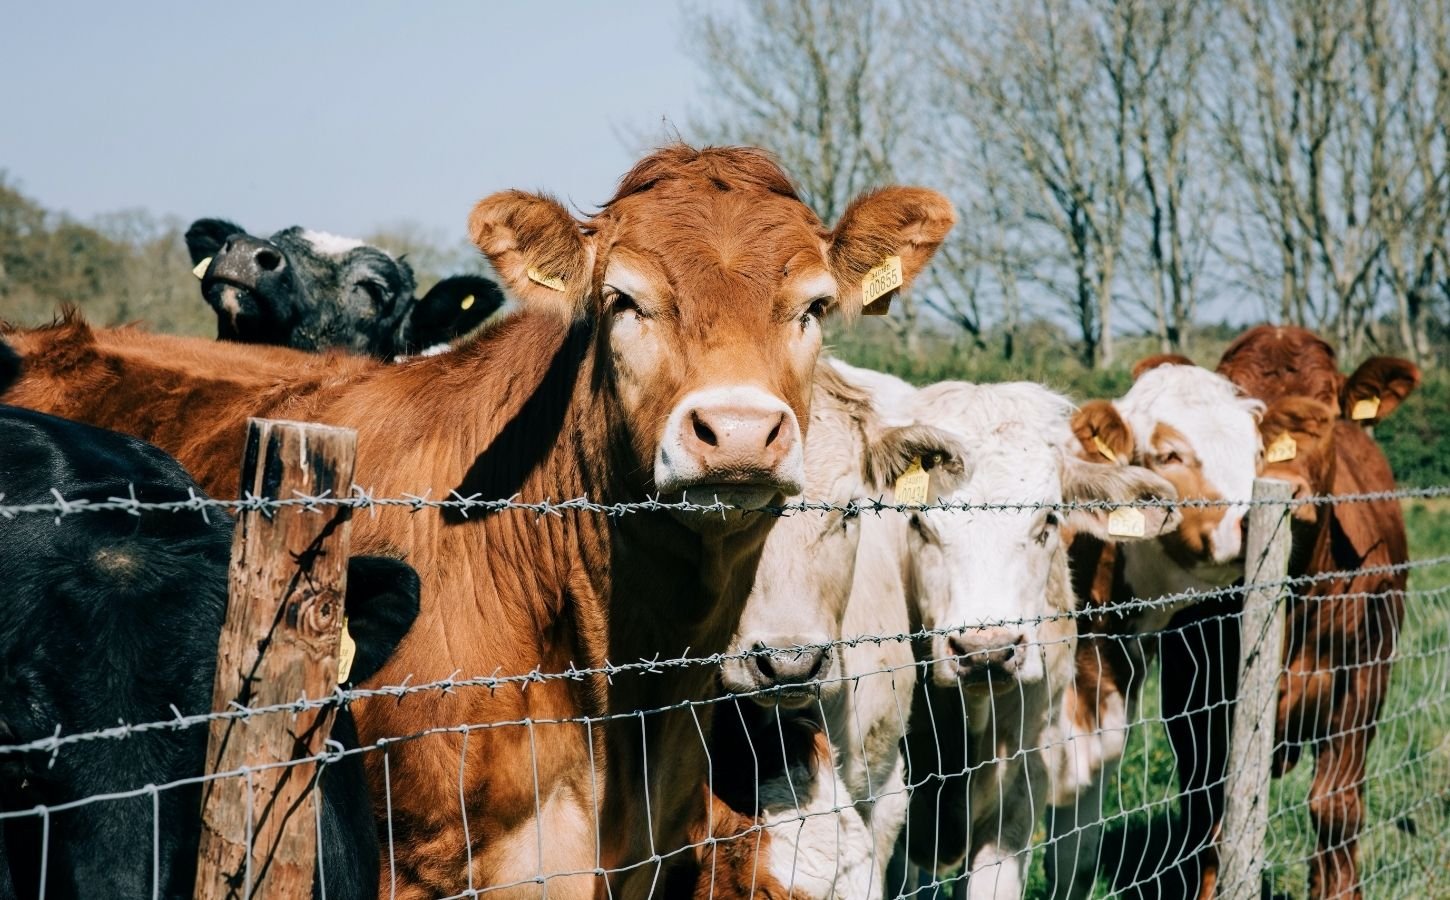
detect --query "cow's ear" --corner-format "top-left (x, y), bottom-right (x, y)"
top-left (185, 218), bottom-right (247, 266)
top-left (469, 191), bottom-right (593, 321)
top-left (1341, 356), bottom-right (1420, 425)
top-left (867, 424), bottom-right (968, 496)
top-left (1131, 354), bottom-right (1194, 380)
top-left (341, 556), bottom-right (421, 686)
top-left (1260, 397), bottom-right (1336, 522)
top-left (1071, 400), bottom-right (1134, 464)
top-left (408, 275), bottom-right (508, 350)
top-left (827, 187), bottom-right (955, 316)
top-left (1062, 458), bottom-right (1180, 542)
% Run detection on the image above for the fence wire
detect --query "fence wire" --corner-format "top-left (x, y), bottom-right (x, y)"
top-left (0, 487), bottom-right (1446, 900)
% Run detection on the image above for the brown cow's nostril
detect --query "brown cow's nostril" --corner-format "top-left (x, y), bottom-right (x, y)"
top-left (255, 248), bottom-right (282, 272)
top-left (691, 412), bottom-right (718, 447)
top-left (765, 415), bottom-right (783, 447)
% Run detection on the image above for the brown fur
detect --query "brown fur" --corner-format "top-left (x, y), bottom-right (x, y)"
top-left (1131, 353), bottom-right (1194, 380)
top-left (1, 145), bottom-right (953, 900)
top-left (1156, 325), bottom-right (1416, 900)
top-left (1072, 399), bottom-right (1134, 464)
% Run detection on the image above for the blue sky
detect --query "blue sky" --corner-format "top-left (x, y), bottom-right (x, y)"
top-left (1, 2), bottom-right (700, 239)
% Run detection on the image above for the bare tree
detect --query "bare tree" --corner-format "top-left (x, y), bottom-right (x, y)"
top-left (915, 0), bottom-right (1150, 368)
top-left (1213, 0), bottom-right (1450, 360)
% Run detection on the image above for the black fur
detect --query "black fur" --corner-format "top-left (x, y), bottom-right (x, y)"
top-left (186, 217), bottom-right (505, 359)
top-left (0, 407), bottom-right (418, 899)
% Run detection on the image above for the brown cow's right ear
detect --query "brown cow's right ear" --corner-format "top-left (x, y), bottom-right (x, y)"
top-left (1071, 400), bottom-right (1133, 464)
top-left (827, 187), bottom-right (956, 315)
top-left (468, 190), bottom-right (594, 321)
top-left (1131, 354), bottom-right (1194, 381)
top-left (1341, 356), bottom-right (1420, 425)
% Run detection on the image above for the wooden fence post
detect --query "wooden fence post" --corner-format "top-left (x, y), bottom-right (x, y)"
top-left (194, 418), bottom-right (357, 900)
top-left (1219, 477), bottom-right (1294, 900)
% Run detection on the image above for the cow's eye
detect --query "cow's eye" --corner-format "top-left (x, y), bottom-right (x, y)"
top-left (359, 280), bottom-right (388, 305)
top-left (1034, 512), bottom-right (1059, 545)
top-left (1156, 450), bottom-right (1183, 466)
top-left (800, 297), bottom-right (831, 328)
top-left (607, 289), bottom-right (644, 319)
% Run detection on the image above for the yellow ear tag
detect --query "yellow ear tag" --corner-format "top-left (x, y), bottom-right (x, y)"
top-left (895, 455), bottom-right (931, 505)
top-left (1266, 432), bottom-right (1298, 463)
top-left (1107, 507), bottom-right (1146, 538)
top-left (1092, 435), bottom-right (1118, 463)
top-left (460, 294), bottom-right (475, 310)
top-left (861, 256), bottom-right (904, 316)
top-left (1350, 396), bottom-right (1381, 421)
top-left (526, 267), bottom-right (567, 292)
top-left (337, 617), bottom-right (357, 684)
top-left (192, 257), bottom-right (212, 279)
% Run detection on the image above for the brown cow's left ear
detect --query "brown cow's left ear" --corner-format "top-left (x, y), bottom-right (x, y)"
top-left (1131, 354), bottom-right (1194, 381)
top-left (468, 190), bottom-right (594, 321)
top-left (1072, 400), bottom-right (1134, 464)
top-left (827, 187), bottom-right (956, 315)
top-left (1341, 356), bottom-right (1420, 425)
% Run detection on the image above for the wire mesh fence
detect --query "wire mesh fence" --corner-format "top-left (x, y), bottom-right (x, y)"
top-left (1, 475), bottom-right (1447, 900)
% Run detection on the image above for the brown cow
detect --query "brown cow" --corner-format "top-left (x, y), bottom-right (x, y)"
top-left (0, 145), bottom-right (955, 899)
top-left (1159, 325), bottom-right (1419, 900)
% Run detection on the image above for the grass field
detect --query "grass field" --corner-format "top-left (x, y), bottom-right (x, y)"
top-left (1014, 500), bottom-right (1450, 899)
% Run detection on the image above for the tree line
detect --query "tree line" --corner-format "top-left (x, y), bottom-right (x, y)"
top-left (679, 0), bottom-right (1450, 369)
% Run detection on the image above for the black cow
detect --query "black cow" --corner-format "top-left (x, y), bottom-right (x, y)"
top-left (185, 217), bottom-right (506, 359)
top-left (0, 393), bottom-right (417, 898)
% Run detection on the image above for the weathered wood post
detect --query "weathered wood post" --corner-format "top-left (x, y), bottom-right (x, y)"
top-left (1219, 477), bottom-right (1294, 900)
top-left (194, 418), bottom-right (357, 900)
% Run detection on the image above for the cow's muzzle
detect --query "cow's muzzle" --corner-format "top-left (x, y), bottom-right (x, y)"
top-left (655, 386), bottom-right (803, 508)
top-left (938, 628), bottom-right (1028, 690)
top-left (721, 637), bottom-right (834, 709)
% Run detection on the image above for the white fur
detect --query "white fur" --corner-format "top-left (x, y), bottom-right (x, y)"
top-left (300, 229), bottom-right (366, 257)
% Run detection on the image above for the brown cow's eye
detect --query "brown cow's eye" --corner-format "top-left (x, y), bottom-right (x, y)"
top-left (608, 290), bottom-right (643, 318)
top-left (1158, 450), bottom-right (1183, 465)
top-left (800, 297), bottom-right (831, 328)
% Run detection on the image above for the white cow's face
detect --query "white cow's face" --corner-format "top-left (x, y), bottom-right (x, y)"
top-left (721, 365), bottom-right (967, 708)
top-left (901, 383), bottom-right (1180, 692)
top-left (909, 428), bottom-right (1068, 691)
top-left (1114, 365), bottom-right (1265, 573)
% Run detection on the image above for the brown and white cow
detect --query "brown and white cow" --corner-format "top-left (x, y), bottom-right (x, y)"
top-left (1158, 326), bottom-right (1419, 900)
top-left (1043, 360), bottom-right (1266, 899)
top-left (705, 360), bottom-right (968, 899)
top-left (830, 371), bottom-right (1180, 900)
top-left (0, 145), bottom-right (955, 899)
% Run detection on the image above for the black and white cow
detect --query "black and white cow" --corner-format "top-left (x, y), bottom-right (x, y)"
top-left (0, 386), bottom-right (418, 898)
top-left (185, 218), bottom-right (506, 359)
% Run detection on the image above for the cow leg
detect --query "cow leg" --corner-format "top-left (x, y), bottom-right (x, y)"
top-left (1158, 598), bottom-right (1240, 900)
top-left (1304, 601), bottom-right (1397, 900)
top-left (1043, 782), bottom-right (1105, 900)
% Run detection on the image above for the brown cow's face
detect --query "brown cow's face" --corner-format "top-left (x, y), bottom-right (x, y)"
top-left (1077, 364), bottom-right (1265, 572)
top-left (469, 146), bottom-right (954, 525)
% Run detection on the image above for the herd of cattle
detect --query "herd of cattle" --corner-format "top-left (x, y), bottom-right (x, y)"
top-left (0, 144), bottom-right (1423, 900)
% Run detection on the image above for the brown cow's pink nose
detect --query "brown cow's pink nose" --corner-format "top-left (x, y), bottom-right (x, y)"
top-left (678, 403), bottom-right (797, 479)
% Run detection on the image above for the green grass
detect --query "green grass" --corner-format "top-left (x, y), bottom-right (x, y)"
top-left (1016, 502), bottom-right (1450, 899)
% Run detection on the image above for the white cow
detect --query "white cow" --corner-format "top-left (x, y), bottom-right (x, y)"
top-left (869, 371), bottom-right (1179, 900)
top-left (705, 361), bottom-right (967, 899)
top-left (1040, 361), bottom-right (1266, 899)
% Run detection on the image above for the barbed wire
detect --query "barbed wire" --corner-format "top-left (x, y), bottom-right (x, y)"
top-left (1, 557), bottom-right (1444, 761)
top-left (2, 482), bottom-right (1448, 521)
